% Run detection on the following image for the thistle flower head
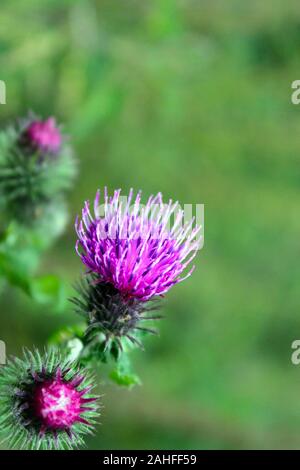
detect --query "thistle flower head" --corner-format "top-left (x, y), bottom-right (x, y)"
top-left (0, 113), bottom-right (76, 225)
top-left (76, 188), bottom-right (201, 302)
top-left (73, 188), bottom-right (200, 353)
top-left (0, 348), bottom-right (99, 450)
top-left (22, 117), bottom-right (62, 154)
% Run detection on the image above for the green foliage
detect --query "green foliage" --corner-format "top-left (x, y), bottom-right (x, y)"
top-left (0, 0), bottom-right (299, 451)
top-left (109, 353), bottom-right (141, 388)
top-left (0, 116), bottom-right (75, 308)
top-left (49, 320), bottom-right (142, 388)
top-left (0, 222), bottom-right (68, 310)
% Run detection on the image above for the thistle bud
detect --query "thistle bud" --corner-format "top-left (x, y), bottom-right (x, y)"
top-left (0, 348), bottom-right (100, 450)
top-left (0, 113), bottom-right (76, 226)
top-left (21, 117), bottom-right (62, 155)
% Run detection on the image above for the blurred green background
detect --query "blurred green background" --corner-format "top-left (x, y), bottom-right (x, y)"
top-left (1, 0), bottom-right (300, 449)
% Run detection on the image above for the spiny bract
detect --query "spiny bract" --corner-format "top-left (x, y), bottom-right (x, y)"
top-left (71, 274), bottom-right (162, 353)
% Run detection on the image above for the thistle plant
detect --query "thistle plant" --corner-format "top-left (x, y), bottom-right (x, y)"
top-left (0, 168), bottom-right (201, 447)
top-left (0, 114), bottom-right (76, 228)
top-left (0, 348), bottom-right (100, 450)
top-left (67, 188), bottom-right (201, 379)
top-left (0, 114), bottom-right (77, 305)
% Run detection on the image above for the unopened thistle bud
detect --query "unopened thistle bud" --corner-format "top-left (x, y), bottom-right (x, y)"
top-left (20, 117), bottom-right (62, 155)
top-left (0, 348), bottom-right (100, 450)
top-left (0, 113), bottom-right (76, 226)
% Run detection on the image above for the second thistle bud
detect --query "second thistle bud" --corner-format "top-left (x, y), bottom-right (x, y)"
top-left (20, 117), bottom-right (62, 155)
top-left (0, 113), bottom-right (76, 227)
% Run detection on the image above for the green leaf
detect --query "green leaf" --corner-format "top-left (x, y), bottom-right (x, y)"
top-left (109, 367), bottom-right (141, 388)
top-left (109, 353), bottom-right (141, 388)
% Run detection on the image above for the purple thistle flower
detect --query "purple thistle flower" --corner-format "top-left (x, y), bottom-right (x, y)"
top-left (76, 188), bottom-right (201, 302)
top-left (73, 188), bottom-right (201, 354)
top-left (0, 348), bottom-right (100, 450)
top-left (22, 117), bottom-right (62, 154)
